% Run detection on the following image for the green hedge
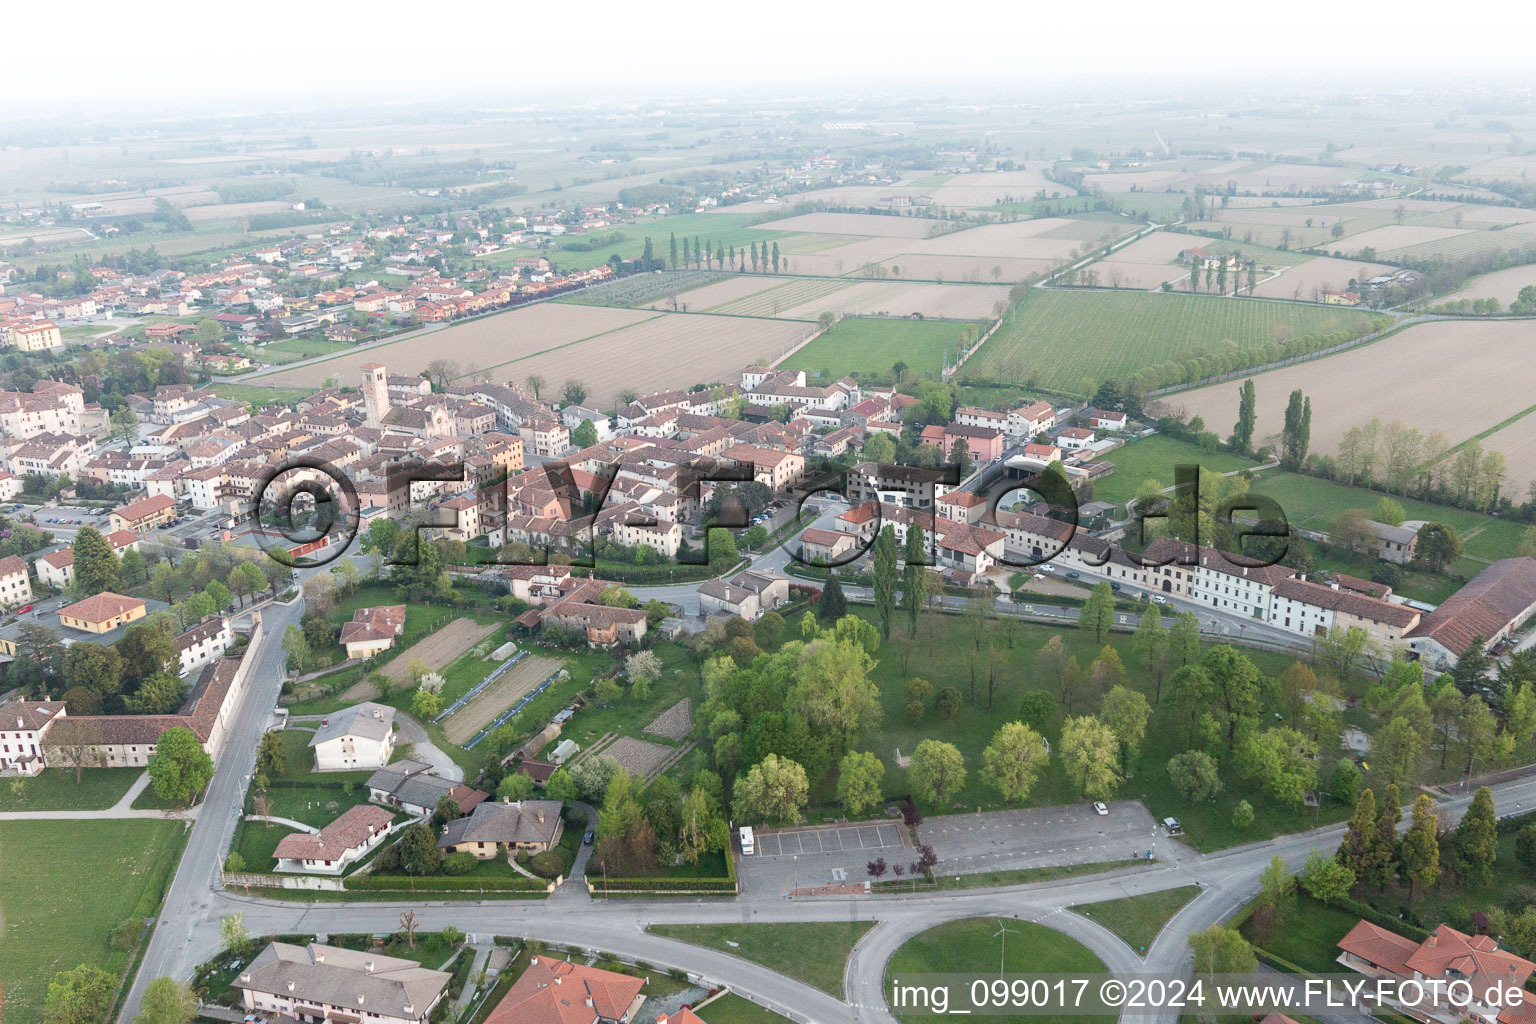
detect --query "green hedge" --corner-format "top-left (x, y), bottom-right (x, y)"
top-left (347, 874), bottom-right (548, 892)
top-left (589, 875), bottom-right (736, 892)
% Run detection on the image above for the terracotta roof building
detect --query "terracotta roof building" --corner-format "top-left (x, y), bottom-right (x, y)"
top-left (483, 957), bottom-right (647, 1024)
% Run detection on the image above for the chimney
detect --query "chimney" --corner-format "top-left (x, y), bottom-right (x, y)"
top-left (585, 998), bottom-right (594, 1009)
top-left (287, 983), bottom-right (296, 993)
top-left (365, 961), bottom-right (375, 973)
top-left (315, 950), bottom-right (325, 963)
top-left (357, 996), bottom-right (365, 1006)
top-left (537, 810), bottom-right (545, 824)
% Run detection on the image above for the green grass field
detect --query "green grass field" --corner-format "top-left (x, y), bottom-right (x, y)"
top-left (780, 316), bottom-right (973, 379)
top-left (245, 337), bottom-right (356, 363)
top-left (1087, 436), bottom-right (1262, 512)
top-left (874, 860), bottom-right (1143, 893)
top-left (0, 820), bottom-right (185, 1024)
top-left (1240, 892), bottom-right (1363, 974)
top-left (0, 767), bottom-right (141, 811)
top-left (691, 995), bottom-right (793, 1024)
top-left (1245, 471), bottom-right (1495, 536)
top-left (885, 919), bottom-right (1112, 1024)
top-left (964, 289), bottom-right (1381, 396)
top-left (1071, 885), bottom-right (1201, 956)
top-left (213, 383), bottom-right (312, 407)
top-left (647, 922), bottom-right (874, 998)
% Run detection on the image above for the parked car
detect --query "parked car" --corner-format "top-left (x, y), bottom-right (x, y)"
top-left (17, 604), bottom-right (32, 614)
top-left (1066, 571), bottom-right (1080, 580)
top-left (582, 830), bottom-right (595, 845)
top-left (1151, 595), bottom-right (1169, 605)
top-left (1093, 801), bottom-right (1109, 816)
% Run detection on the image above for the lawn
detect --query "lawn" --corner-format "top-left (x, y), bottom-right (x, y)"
top-left (884, 919), bottom-right (1112, 1024)
top-left (1087, 435), bottom-right (1262, 513)
top-left (0, 767), bottom-right (141, 811)
top-left (646, 921), bottom-right (874, 998)
top-left (213, 383), bottom-right (312, 407)
top-left (1240, 892), bottom-right (1363, 974)
top-left (1245, 470), bottom-right (1497, 537)
top-left (779, 316), bottom-right (976, 380)
top-left (0, 820), bottom-right (186, 1024)
top-left (963, 289), bottom-right (1382, 397)
top-left (691, 995), bottom-right (793, 1024)
top-left (1071, 885), bottom-right (1201, 956)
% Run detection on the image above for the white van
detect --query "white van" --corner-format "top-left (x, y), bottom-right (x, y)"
top-left (739, 825), bottom-right (755, 855)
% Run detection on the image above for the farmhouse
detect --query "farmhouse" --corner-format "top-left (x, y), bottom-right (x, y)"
top-left (235, 942), bottom-right (451, 1024)
top-left (1086, 408), bottom-right (1129, 432)
top-left (437, 798), bottom-right (564, 858)
top-left (1408, 558), bottom-right (1536, 671)
top-left (483, 957), bottom-right (647, 1024)
top-left (1366, 519), bottom-right (1419, 565)
top-left (309, 701), bottom-right (397, 771)
top-left (339, 604), bottom-right (407, 659)
top-left (1057, 427), bottom-right (1096, 451)
top-left (798, 527), bottom-right (855, 564)
top-left (271, 804), bottom-right (395, 874)
top-left (1009, 400), bottom-right (1057, 438)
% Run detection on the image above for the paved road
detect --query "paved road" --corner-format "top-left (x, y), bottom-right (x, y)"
top-left (115, 581), bottom-right (309, 1024)
top-left (127, 770), bottom-right (1536, 1024)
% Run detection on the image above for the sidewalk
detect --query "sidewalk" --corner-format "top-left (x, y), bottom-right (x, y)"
top-left (0, 771), bottom-right (198, 821)
top-left (451, 946), bottom-right (493, 1017)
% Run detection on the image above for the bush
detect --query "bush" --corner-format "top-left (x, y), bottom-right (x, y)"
top-left (530, 851), bottom-right (565, 878)
top-left (443, 852), bottom-right (478, 876)
top-left (346, 874), bottom-right (547, 892)
top-left (110, 918), bottom-right (144, 951)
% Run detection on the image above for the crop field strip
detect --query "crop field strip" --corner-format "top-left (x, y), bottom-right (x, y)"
top-left (963, 288), bottom-right (1380, 395)
top-left (707, 277), bottom-right (855, 317)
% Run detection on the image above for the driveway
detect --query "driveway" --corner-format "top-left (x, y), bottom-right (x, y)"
top-left (395, 714), bottom-right (464, 783)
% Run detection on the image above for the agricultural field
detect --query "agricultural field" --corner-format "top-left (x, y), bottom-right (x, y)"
top-left (369, 618), bottom-right (502, 687)
top-left (255, 303), bottom-right (813, 404)
top-left (1172, 319), bottom-right (1536, 492)
top-left (755, 212), bottom-right (943, 238)
top-left (963, 289), bottom-right (1380, 396)
top-left (779, 316), bottom-right (975, 379)
top-left (1250, 256), bottom-right (1396, 300)
top-left (491, 211), bottom-right (798, 272)
top-left (1478, 414), bottom-right (1536, 495)
top-left (774, 281), bottom-right (1011, 321)
top-left (1330, 224), bottom-right (1473, 257)
top-left (706, 277), bottom-right (854, 317)
top-left (1437, 264), bottom-right (1536, 305)
top-left (639, 275), bottom-right (794, 311)
top-left (486, 312), bottom-right (815, 404)
top-left (253, 302), bottom-right (656, 386)
top-left (0, 820), bottom-right (185, 1024)
top-left (441, 653), bottom-right (563, 746)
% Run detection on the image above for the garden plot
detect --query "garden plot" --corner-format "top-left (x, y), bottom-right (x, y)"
top-left (775, 281), bottom-right (1012, 321)
top-left (442, 654), bottom-right (563, 746)
top-left (643, 698), bottom-right (694, 741)
top-left (1251, 257), bottom-right (1396, 301)
top-left (1173, 320), bottom-right (1536, 484)
top-left (755, 212), bottom-right (943, 238)
top-left (592, 736), bottom-right (689, 782)
top-left (341, 618), bottom-right (500, 699)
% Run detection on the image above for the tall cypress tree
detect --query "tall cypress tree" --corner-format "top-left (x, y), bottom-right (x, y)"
top-left (1231, 378), bottom-right (1256, 454)
top-left (901, 523), bottom-right (929, 638)
top-left (818, 570), bottom-right (847, 623)
top-left (871, 525), bottom-right (898, 639)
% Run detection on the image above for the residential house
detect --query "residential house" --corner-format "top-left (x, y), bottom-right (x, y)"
top-left (271, 805), bottom-right (396, 874)
top-left (58, 591), bottom-right (146, 634)
top-left (483, 957), bottom-right (646, 1024)
top-left (1408, 558), bottom-right (1536, 671)
top-left (176, 615), bottom-right (233, 676)
top-left (1337, 920), bottom-right (1534, 1024)
top-left (339, 605), bottom-right (407, 659)
top-left (0, 699), bottom-right (65, 775)
top-left (367, 759), bottom-right (458, 816)
top-left (309, 702), bottom-right (397, 771)
top-left (234, 942), bottom-right (451, 1024)
top-left (0, 554), bottom-right (31, 608)
top-left (109, 493), bottom-right (177, 536)
top-left (437, 798), bottom-right (564, 858)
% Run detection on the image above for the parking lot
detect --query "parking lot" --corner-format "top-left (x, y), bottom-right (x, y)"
top-left (736, 820), bottom-right (909, 895)
top-left (917, 801), bottom-right (1173, 877)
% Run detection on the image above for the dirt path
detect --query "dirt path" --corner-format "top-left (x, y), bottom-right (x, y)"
top-left (340, 618), bottom-right (500, 701)
top-left (442, 654), bottom-right (562, 745)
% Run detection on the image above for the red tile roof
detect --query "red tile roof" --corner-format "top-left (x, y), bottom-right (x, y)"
top-left (484, 958), bottom-right (645, 1024)
top-left (59, 591), bottom-right (146, 624)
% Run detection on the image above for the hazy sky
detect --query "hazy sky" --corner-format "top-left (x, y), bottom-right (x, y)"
top-left (6, 0), bottom-right (1536, 113)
